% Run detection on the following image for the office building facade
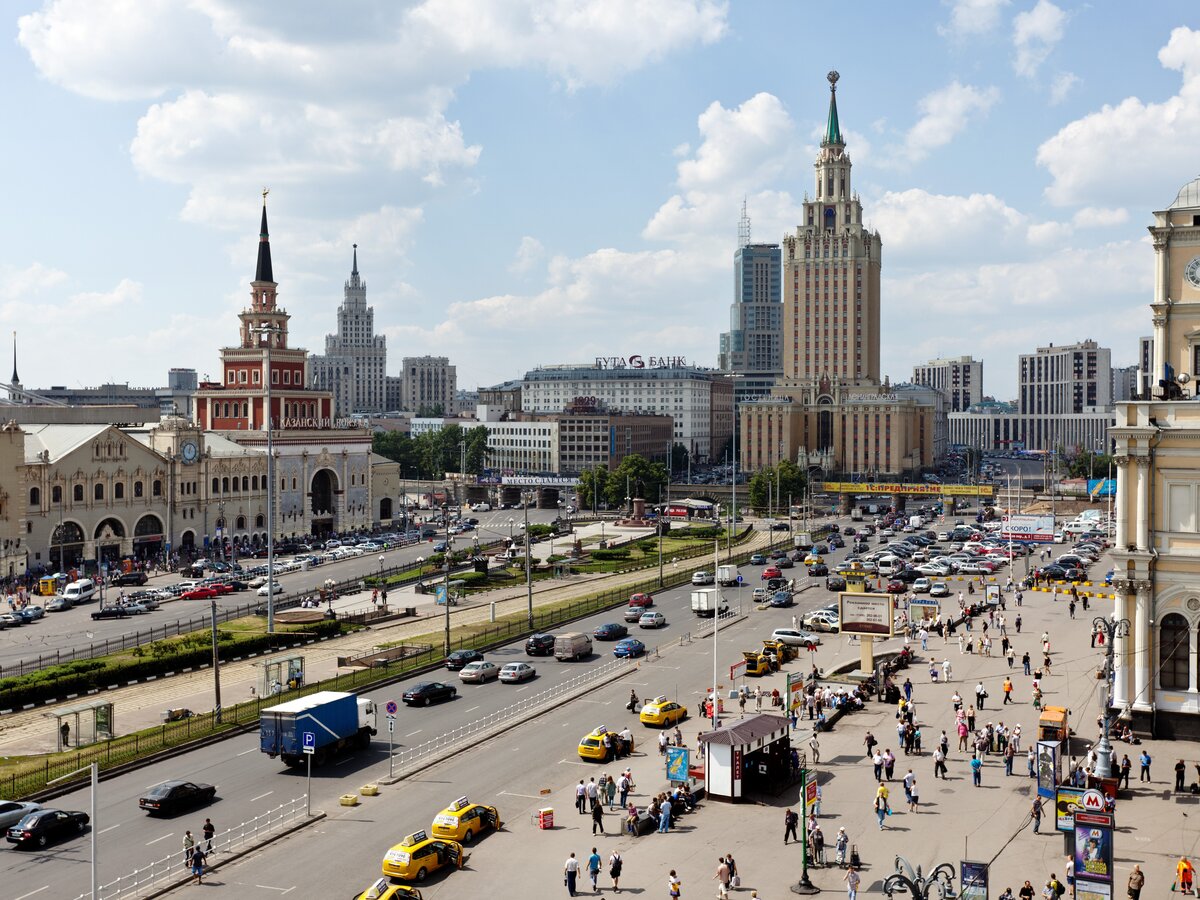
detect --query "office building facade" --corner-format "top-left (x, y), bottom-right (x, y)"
top-left (400, 356), bottom-right (457, 414)
top-left (912, 356), bottom-right (982, 413)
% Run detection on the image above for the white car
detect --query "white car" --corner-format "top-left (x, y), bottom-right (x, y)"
top-left (358, 542), bottom-right (382, 552)
top-left (459, 661), bottom-right (500, 683)
top-left (802, 609), bottom-right (840, 632)
top-left (256, 582), bottom-right (284, 596)
top-left (929, 582), bottom-right (951, 598)
top-left (0, 800), bottom-right (41, 830)
top-left (691, 571), bottom-right (715, 585)
top-left (638, 611), bottom-right (667, 629)
top-left (770, 628), bottom-right (822, 647)
top-left (499, 662), bottom-right (536, 683)
top-left (912, 577), bottom-right (932, 593)
top-left (472, 503), bottom-right (492, 512)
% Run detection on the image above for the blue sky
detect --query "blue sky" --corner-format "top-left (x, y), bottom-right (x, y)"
top-left (4, 1), bottom-right (1199, 399)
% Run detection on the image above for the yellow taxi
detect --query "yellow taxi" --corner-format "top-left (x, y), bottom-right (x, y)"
top-left (352, 878), bottom-right (423, 900)
top-left (430, 796), bottom-right (501, 844)
top-left (802, 553), bottom-right (824, 567)
top-left (577, 725), bottom-right (633, 761)
top-left (639, 695), bottom-right (688, 727)
top-left (381, 830), bottom-right (466, 882)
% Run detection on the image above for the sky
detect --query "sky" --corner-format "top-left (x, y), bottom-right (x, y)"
top-left (4, 0), bottom-right (1200, 401)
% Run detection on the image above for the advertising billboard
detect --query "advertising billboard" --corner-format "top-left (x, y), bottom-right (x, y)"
top-left (1055, 786), bottom-right (1085, 832)
top-left (960, 860), bottom-right (988, 900)
top-left (1037, 740), bottom-right (1061, 799)
top-left (838, 593), bottom-right (895, 637)
top-left (666, 747), bottom-right (689, 783)
top-left (817, 481), bottom-right (994, 497)
top-left (1000, 514), bottom-right (1056, 543)
top-left (1074, 812), bottom-right (1114, 884)
top-left (909, 597), bottom-right (940, 624)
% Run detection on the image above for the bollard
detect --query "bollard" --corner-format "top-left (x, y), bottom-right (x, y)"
top-left (490, 602), bottom-right (497, 623)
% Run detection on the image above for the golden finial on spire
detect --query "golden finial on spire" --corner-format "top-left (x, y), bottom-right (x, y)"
top-left (262, 186), bottom-right (269, 204)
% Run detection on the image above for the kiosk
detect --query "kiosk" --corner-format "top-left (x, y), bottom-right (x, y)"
top-left (696, 713), bottom-right (792, 802)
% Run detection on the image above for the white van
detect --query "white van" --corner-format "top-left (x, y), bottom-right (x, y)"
top-left (60, 579), bottom-right (97, 604)
top-left (554, 632), bottom-right (593, 661)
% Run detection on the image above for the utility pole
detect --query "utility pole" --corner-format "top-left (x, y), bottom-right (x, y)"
top-left (211, 598), bottom-right (222, 723)
top-left (524, 492), bottom-right (533, 628)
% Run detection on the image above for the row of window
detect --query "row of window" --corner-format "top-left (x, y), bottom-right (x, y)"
top-left (226, 367), bottom-right (304, 386)
top-left (32, 480), bottom-right (163, 507)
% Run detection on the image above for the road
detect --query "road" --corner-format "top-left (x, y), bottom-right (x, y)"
top-left (0, 541), bottom-right (846, 900)
top-left (0, 509), bottom-right (566, 670)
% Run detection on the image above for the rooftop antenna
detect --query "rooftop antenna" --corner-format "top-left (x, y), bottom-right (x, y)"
top-left (738, 197), bottom-right (751, 247)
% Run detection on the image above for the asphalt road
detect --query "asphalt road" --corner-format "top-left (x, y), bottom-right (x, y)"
top-left (0, 546), bottom-right (841, 900)
top-left (0, 509), bottom-right (566, 670)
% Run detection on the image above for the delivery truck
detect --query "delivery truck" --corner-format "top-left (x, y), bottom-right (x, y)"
top-left (793, 531), bottom-right (814, 551)
top-left (690, 587), bottom-right (728, 618)
top-left (260, 690), bottom-right (377, 767)
top-left (716, 565), bottom-right (740, 587)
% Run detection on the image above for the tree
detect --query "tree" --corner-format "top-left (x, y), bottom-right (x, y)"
top-left (670, 443), bottom-right (690, 476)
top-left (577, 465), bottom-right (610, 512)
top-left (415, 403), bottom-right (445, 417)
top-left (1064, 449), bottom-right (1113, 480)
top-left (463, 425), bottom-right (490, 474)
top-left (747, 460), bottom-right (807, 511)
top-left (606, 454), bottom-right (669, 508)
top-left (372, 431), bottom-right (421, 476)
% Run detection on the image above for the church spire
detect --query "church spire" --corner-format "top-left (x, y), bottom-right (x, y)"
top-left (10, 331), bottom-right (17, 385)
top-left (255, 188), bottom-right (274, 283)
top-left (822, 70), bottom-right (843, 147)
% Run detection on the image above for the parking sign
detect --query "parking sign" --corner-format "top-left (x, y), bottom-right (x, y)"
top-left (302, 731), bottom-right (316, 755)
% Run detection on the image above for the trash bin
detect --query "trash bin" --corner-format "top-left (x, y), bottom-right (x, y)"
top-left (536, 807), bottom-right (554, 829)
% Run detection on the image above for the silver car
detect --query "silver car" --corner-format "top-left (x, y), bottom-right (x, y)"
top-left (46, 596), bottom-right (72, 612)
top-left (498, 662), bottom-right (536, 683)
top-left (0, 801), bottom-right (40, 830)
top-left (459, 661), bottom-right (500, 683)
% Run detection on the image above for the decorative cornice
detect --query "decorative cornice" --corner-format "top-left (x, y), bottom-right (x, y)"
top-left (1133, 579), bottom-right (1154, 594)
top-left (1135, 456), bottom-right (1151, 468)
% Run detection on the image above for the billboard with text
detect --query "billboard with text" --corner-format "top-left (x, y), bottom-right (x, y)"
top-left (1000, 514), bottom-right (1055, 543)
top-left (838, 593), bottom-right (895, 637)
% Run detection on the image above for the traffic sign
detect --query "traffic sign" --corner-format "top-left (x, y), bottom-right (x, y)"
top-left (385, 700), bottom-right (398, 716)
top-left (736, 575), bottom-right (744, 584)
top-left (302, 731), bottom-right (316, 755)
top-left (388, 719), bottom-right (395, 733)
top-left (1079, 788), bottom-right (1106, 811)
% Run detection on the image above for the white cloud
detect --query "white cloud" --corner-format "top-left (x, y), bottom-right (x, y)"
top-left (888, 81), bottom-right (1000, 166)
top-left (871, 189), bottom-right (1027, 260)
top-left (1037, 27), bottom-right (1200, 208)
top-left (938, 0), bottom-right (1011, 40)
top-left (509, 236), bottom-right (545, 274)
top-left (1072, 207), bottom-right (1129, 228)
top-left (0, 263), bottom-right (69, 300)
top-left (1012, 0), bottom-right (1068, 78)
top-left (1049, 71), bottom-right (1079, 104)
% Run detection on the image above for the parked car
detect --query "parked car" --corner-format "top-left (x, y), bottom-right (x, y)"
top-left (138, 780), bottom-right (217, 816)
top-left (769, 628), bottom-right (822, 648)
top-left (929, 582), bottom-right (950, 598)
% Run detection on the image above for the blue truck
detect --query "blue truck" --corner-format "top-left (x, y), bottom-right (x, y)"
top-left (260, 690), bottom-right (377, 767)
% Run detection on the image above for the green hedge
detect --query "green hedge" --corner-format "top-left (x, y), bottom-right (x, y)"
top-left (590, 548), bottom-right (631, 561)
top-left (0, 620), bottom-right (343, 710)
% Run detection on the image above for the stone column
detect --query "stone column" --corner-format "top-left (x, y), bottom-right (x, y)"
top-left (1113, 455), bottom-right (1129, 549)
top-left (1135, 457), bottom-right (1150, 551)
top-left (1111, 579), bottom-right (1133, 709)
top-left (1132, 579), bottom-right (1153, 710)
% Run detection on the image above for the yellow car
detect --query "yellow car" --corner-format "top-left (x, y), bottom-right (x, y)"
top-left (352, 878), bottom-right (423, 900)
top-left (577, 725), bottom-right (634, 761)
top-left (803, 554), bottom-right (824, 567)
top-left (382, 830), bottom-right (466, 882)
top-left (639, 695), bottom-right (688, 727)
top-left (431, 796), bottom-right (501, 844)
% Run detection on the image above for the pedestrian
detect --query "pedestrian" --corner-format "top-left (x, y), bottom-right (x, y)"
top-left (1178, 855), bottom-right (1195, 896)
top-left (942, 658), bottom-right (952, 682)
top-left (189, 845), bottom-right (207, 884)
top-left (1046, 874), bottom-right (1064, 898)
top-left (739, 690), bottom-right (747, 717)
top-left (884, 748), bottom-right (896, 781)
top-left (1179, 759), bottom-right (1189, 792)
top-left (1019, 880), bottom-right (1035, 900)
top-left (809, 734), bottom-right (821, 766)
top-left (618, 773), bottom-right (630, 808)
top-left (934, 747), bottom-right (948, 779)
top-left (592, 801), bottom-right (605, 835)
top-left (835, 827), bottom-right (849, 867)
top-left (202, 817), bottom-right (215, 853)
top-left (874, 785), bottom-right (889, 830)
top-left (659, 731), bottom-right (670, 756)
top-left (668, 870), bottom-right (682, 899)
top-left (182, 829), bottom-right (196, 867)
top-left (606, 774), bottom-right (617, 808)
top-left (755, 685), bottom-right (763, 712)
top-left (1120, 754), bottom-right (1132, 790)
top-left (970, 755), bottom-right (982, 786)
top-left (588, 777), bottom-right (600, 810)
top-left (1126, 864), bottom-right (1144, 900)
top-left (844, 865), bottom-right (861, 900)
top-left (784, 808), bottom-right (799, 844)
top-left (1140, 749), bottom-right (1152, 782)
top-left (725, 853), bottom-right (739, 889)
top-left (976, 681), bottom-right (987, 710)
top-left (1022, 652), bottom-right (1031, 676)
top-left (872, 750), bottom-right (883, 781)
top-left (813, 782), bottom-right (823, 816)
top-left (715, 857), bottom-right (731, 899)
top-left (811, 822), bottom-right (825, 864)
top-left (577, 780), bottom-right (587, 814)
top-left (908, 776), bottom-right (919, 812)
top-left (658, 802), bottom-right (671, 833)
top-left (564, 852), bottom-right (580, 896)
top-left (1028, 747), bottom-right (1037, 778)
top-left (587, 847), bottom-right (602, 893)
top-left (1031, 797), bottom-right (1043, 833)
top-left (609, 850), bottom-right (623, 893)
top-left (1007, 648), bottom-right (1015, 669)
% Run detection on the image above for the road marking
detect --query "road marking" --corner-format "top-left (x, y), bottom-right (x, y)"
top-left (250, 791), bottom-right (274, 802)
top-left (406, 729), bottom-right (423, 737)
top-left (98, 823), bottom-right (121, 835)
top-left (515, 685), bottom-right (532, 692)
top-left (578, 699), bottom-right (609, 704)
top-left (499, 790), bottom-right (545, 799)
top-left (237, 747), bottom-right (258, 756)
top-left (558, 759), bottom-right (593, 767)
top-left (255, 886), bottom-right (297, 894)
top-left (464, 705), bottom-right (480, 713)
top-left (13, 888), bottom-right (49, 900)
top-left (146, 832), bottom-right (174, 845)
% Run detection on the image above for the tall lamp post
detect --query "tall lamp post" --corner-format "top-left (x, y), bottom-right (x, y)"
top-left (442, 535), bottom-right (455, 655)
top-left (378, 554), bottom-right (386, 604)
top-left (524, 492), bottom-right (533, 628)
top-left (48, 763), bottom-right (98, 900)
top-left (250, 322), bottom-right (282, 634)
top-left (879, 858), bottom-right (957, 899)
top-left (657, 520), bottom-right (664, 588)
top-left (1092, 613), bottom-right (1131, 779)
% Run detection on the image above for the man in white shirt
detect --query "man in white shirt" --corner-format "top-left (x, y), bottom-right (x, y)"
top-left (564, 852), bottom-right (580, 896)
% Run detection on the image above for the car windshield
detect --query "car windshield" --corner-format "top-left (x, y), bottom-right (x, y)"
top-left (146, 784), bottom-right (178, 798)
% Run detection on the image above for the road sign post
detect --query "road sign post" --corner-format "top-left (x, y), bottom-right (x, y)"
top-left (302, 731), bottom-right (315, 816)
top-left (385, 702), bottom-right (397, 778)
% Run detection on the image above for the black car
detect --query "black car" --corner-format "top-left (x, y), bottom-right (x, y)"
top-left (226, 580), bottom-right (248, 592)
top-left (593, 623), bottom-right (628, 641)
top-left (138, 780), bottom-right (217, 816)
top-left (403, 681), bottom-right (458, 706)
top-left (112, 571), bottom-right (148, 587)
top-left (825, 575), bottom-right (847, 591)
top-left (91, 606), bottom-right (130, 620)
top-left (525, 633), bottom-right (557, 656)
top-left (6, 808), bottom-right (89, 847)
top-left (770, 522), bottom-right (790, 531)
top-left (769, 591), bottom-right (794, 608)
top-left (766, 577), bottom-right (789, 592)
top-left (809, 563), bottom-right (829, 576)
top-left (894, 567), bottom-right (921, 584)
top-left (776, 557), bottom-right (794, 569)
top-left (445, 649), bottom-right (484, 670)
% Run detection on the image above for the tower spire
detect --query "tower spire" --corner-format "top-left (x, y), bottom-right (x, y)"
top-left (352, 243), bottom-right (359, 276)
top-left (10, 331), bottom-right (17, 385)
top-left (255, 187), bottom-right (274, 283)
top-left (737, 198), bottom-right (751, 247)
top-left (822, 70), bottom-right (843, 147)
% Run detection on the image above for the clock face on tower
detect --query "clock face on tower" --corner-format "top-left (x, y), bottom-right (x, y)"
top-left (1186, 255), bottom-right (1200, 289)
top-left (181, 441), bottom-right (199, 463)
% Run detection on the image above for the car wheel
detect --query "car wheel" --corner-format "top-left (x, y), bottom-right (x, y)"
top-left (416, 867), bottom-right (428, 882)
top-left (423, 697), bottom-right (430, 707)
top-left (77, 820), bottom-right (86, 832)
top-left (36, 834), bottom-right (47, 848)
top-left (462, 828), bottom-right (473, 844)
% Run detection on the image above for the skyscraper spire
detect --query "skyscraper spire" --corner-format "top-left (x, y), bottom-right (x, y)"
top-left (822, 70), bottom-right (843, 147)
top-left (255, 188), bottom-right (274, 283)
top-left (738, 198), bottom-right (752, 247)
top-left (352, 243), bottom-right (359, 277)
top-left (10, 331), bottom-right (17, 385)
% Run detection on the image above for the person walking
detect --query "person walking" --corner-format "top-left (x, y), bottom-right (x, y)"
top-left (1177, 855), bottom-right (1195, 896)
top-left (725, 853), bottom-right (739, 889)
top-left (714, 857), bottom-right (731, 899)
top-left (1120, 755), bottom-right (1132, 790)
top-left (587, 848), bottom-right (602, 893)
top-left (564, 852), bottom-right (580, 896)
top-left (907, 776), bottom-right (919, 812)
top-left (1127, 864), bottom-right (1144, 900)
top-left (668, 870), bottom-right (682, 899)
top-left (1031, 797), bottom-right (1043, 833)
top-left (942, 658), bottom-right (952, 682)
top-left (189, 844), bottom-right (207, 885)
top-left (1179, 759), bottom-right (1189, 792)
top-left (785, 808), bottom-right (800, 844)
top-left (874, 784), bottom-right (889, 830)
top-left (608, 850), bottom-right (623, 893)
top-left (592, 801), bottom-right (605, 835)
top-left (975, 681), bottom-right (987, 710)
top-left (202, 817), bottom-right (215, 853)
top-left (1140, 749), bottom-right (1152, 782)
top-left (182, 830), bottom-right (196, 868)
top-left (844, 865), bottom-right (861, 900)
top-left (970, 755), bottom-right (983, 787)
top-left (934, 747), bottom-right (948, 780)
top-left (872, 750), bottom-right (883, 781)
top-left (606, 774), bottom-right (618, 808)
top-left (618, 773), bottom-right (630, 808)
top-left (1022, 651), bottom-right (1031, 676)
top-left (864, 730), bottom-right (877, 758)
top-left (587, 777), bottom-right (600, 810)
top-left (884, 748), bottom-right (896, 781)
top-left (1002, 677), bottom-right (1013, 705)
top-left (576, 780), bottom-right (587, 814)
top-left (835, 827), bottom-right (849, 867)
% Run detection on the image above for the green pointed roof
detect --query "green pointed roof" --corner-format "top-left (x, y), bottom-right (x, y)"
top-left (823, 70), bottom-right (843, 147)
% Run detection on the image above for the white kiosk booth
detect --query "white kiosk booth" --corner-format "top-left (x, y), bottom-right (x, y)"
top-left (697, 713), bottom-right (792, 802)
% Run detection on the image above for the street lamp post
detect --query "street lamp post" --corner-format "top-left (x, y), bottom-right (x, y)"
top-left (443, 535), bottom-right (455, 655)
top-left (250, 323), bottom-right (282, 634)
top-left (524, 492), bottom-right (533, 628)
top-left (48, 763), bottom-right (98, 900)
top-left (657, 521), bottom-right (664, 588)
top-left (879, 858), bottom-right (958, 899)
top-left (1092, 613), bottom-right (1131, 779)
top-left (324, 577), bottom-right (336, 618)
top-left (378, 554), bottom-right (385, 605)
top-left (211, 597), bottom-right (222, 723)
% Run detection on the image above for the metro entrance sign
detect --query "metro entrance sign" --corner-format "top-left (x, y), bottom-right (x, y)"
top-left (1000, 514), bottom-right (1055, 543)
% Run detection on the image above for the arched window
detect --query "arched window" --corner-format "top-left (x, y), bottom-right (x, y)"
top-left (73, 484), bottom-right (84, 502)
top-left (222, 477), bottom-right (230, 493)
top-left (29, 487), bottom-right (40, 507)
top-left (212, 478), bottom-right (219, 494)
top-left (255, 514), bottom-right (265, 528)
top-left (236, 515), bottom-right (246, 530)
top-left (114, 482), bottom-right (124, 500)
top-left (1161, 613), bottom-right (1191, 691)
top-left (251, 475), bottom-right (259, 491)
top-left (51, 485), bottom-right (62, 504)
top-left (134, 480), bottom-right (143, 498)
top-left (232, 477), bottom-right (240, 492)
top-left (152, 479), bottom-right (162, 497)
top-left (94, 483), bottom-right (104, 501)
